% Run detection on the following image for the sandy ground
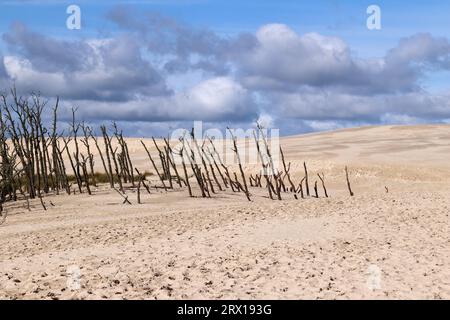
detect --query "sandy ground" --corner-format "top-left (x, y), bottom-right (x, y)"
top-left (0, 124), bottom-right (449, 299)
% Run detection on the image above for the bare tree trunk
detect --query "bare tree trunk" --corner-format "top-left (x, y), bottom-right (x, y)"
top-left (191, 130), bottom-right (215, 194)
top-left (136, 175), bottom-right (142, 204)
top-left (179, 147), bottom-right (193, 197)
top-left (297, 177), bottom-right (305, 199)
top-left (183, 137), bottom-right (207, 198)
top-left (228, 128), bottom-right (250, 201)
top-left (256, 124), bottom-right (281, 200)
top-left (163, 138), bottom-right (183, 188)
top-left (253, 130), bottom-right (273, 200)
top-left (81, 154), bottom-right (92, 195)
top-left (303, 162), bottom-right (310, 197)
top-left (280, 146), bottom-right (297, 199)
top-left (317, 173), bottom-right (328, 198)
top-left (313, 180), bottom-right (318, 198)
top-left (62, 137), bottom-right (83, 193)
top-left (81, 124), bottom-right (96, 187)
top-left (100, 125), bottom-right (115, 188)
top-left (345, 166), bottom-right (354, 197)
top-left (141, 140), bottom-right (167, 191)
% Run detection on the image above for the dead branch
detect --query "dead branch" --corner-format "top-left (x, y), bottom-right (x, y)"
top-left (345, 166), bottom-right (354, 197)
top-left (317, 173), bottom-right (328, 198)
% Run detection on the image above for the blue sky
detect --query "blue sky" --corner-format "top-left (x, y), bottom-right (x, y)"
top-left (0, 0), bottom-right (450, 136)
top-left (2, 0), bottom-right (450, 53)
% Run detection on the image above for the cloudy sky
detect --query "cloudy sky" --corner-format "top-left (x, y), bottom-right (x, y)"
top-left (1, 0), bottom-right (450, 136)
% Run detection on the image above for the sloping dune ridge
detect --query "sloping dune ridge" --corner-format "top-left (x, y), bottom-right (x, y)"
top-left (1, 125), bottom-right (449, 299)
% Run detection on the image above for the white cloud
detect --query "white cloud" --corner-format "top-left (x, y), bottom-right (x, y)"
top-left (2, 16), bottom-right (450, 136)
top-left (63, 77), bottom-right (257, 123)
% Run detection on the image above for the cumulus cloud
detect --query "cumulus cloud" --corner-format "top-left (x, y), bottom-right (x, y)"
top-left (3, 23), bottom-right (169, 101)
top-left (238, 24), bottom-right (362, 91)
top-left (236, 24), bottom-right (450, 96)
top-left (60, 77), bottom-right (258, 123)
top-left (1, 13), bottom-right (450, 136)
top-left (269, 89), bottom-right (450, 123)
top-left (107, 8), bottom-right (257, 75)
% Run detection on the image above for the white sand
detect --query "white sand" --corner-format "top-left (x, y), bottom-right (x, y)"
top-left (0, 124), bottom-right (449, 299)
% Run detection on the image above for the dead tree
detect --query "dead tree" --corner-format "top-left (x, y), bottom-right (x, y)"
top-left (50, 99), bottom-right (62, 193)
top-left (70, 108), bottom-right (82, 190)
top-left (207, 137), bottom-right (231, 189)
top-left (202, 145), bottom-right (222, 191)
top-left (81, 124), bottom-right (96, 187)
top-left (100, 125), bottom-right (115, 188)
top-left (183, 136), bottom-right (208, 198)
top-left (163, 138), bottom-right (184, 187)
top-left (113, 187), bottom-right (131, 205)
top-left (191, 130), bottom-right (215, 194)
top-left (101, 126), bottom-right (123, 191)
top-left (253, 130), bottom-right (273, 200)
top-left (136, 173), bottom-right (142, 204)
top-left (31, 94), bottom-right (50, 194)
top-left (345, 166), bottom-right (354, 196)
top-left (91, 133), bottom-right (110, 185)
top-left (228, 128), bottom-right (251, 201)
top-left (280, 146), bottom-right (297, 199)
top-left (179, 146), bottom-right (193, 197)
top-left (183, 134), bottom-right (210, 197)
top-left (2, 90), bottom-right (36, 199)
top-left (141, 140), bottom-right (167, 191)
top-left (256, 123), bottom-right (281, 200)
top-left (297, 177), bottom-right (305, 199)
top-left (109, 144), bottom-right (123, 192)
top-left (201, 172), bottom-right (211, 198)
top-left (113, 122), bottom-right (135, 186)
top-left (313, 181), bottom-right (319, 198)
top-left (80, 154), bottom-right (92, 195)
top-left (303, 162), bottom-right (310, 197)
top-left (55, 140), bottom-right (71, 195)
top-left (152, 137), bottom-right (170, 184)
top-left (317, 173), bottom-right (328, 198)
top-left (62, 136), bottom-right (83, 193)
top-left (135, 168), bottom-right (151, 194)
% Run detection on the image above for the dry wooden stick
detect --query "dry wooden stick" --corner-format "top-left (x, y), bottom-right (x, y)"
top-left (228, 128), bottom-right (251, 201)
top-left (253, 130), bottom-right (273, 200)
top-left (100, 125), bottom-right (115, 188)
top-left (136, 175), bottom-right (142, 204)
top-left (80, 154), bottom-right (92, 195)
top-left (345, 166), bottom-right (354, 197)
top-left (202, 145), bottom-right (223, 191)
top-left (313, 181), bottom-right (319, 198)
top-left (113, 187), bottom-right (132, 205)
top-left (141, 140), bottom-right (168, 191)
top-left (256, 123), bottom-right (281, 200)
top-left (183, 137), bottom-right (208, 198)
top-left (280, 146), bottom-right (297, 199)
top-left (191, 130), bottom-right (215, 194)
top-left (206, 146), bottom-right (228, 189)
top-left (152, 137), bottom-right (171, 186)
top-left (303, 162), bottom-right (310, 197)
top-left (297, 177), bottom-right (305, 199)
top-left (135, 168), bottom-right (151, 194)
top-left (81, 124), bottom-right (96, 187)
top-left (179, 147), bottom-right (193, 197)
top-left (163, 138), bottom-right (184, 188)
top-left (317, 173), bottom-right (328, 198)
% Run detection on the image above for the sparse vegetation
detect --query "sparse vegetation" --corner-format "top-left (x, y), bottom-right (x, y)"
top-left (0, 87), bottom-right (355, 225)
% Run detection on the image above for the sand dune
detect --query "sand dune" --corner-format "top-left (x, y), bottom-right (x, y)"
top-left (1, 125), bottom-right (449, 299)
